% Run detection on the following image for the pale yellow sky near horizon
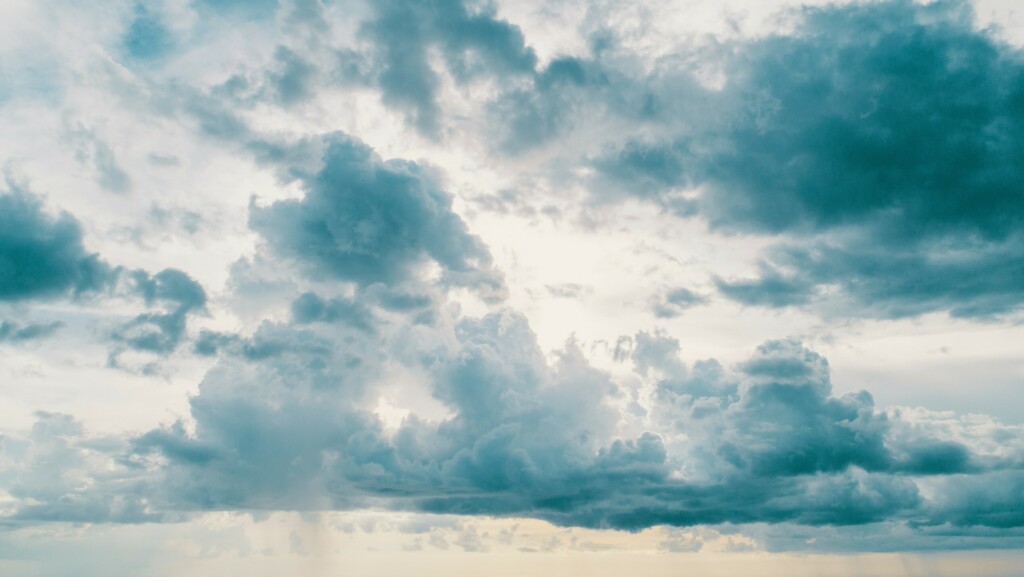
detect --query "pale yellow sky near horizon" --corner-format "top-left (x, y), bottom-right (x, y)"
top-left (2, 511), bottom-right (1023, 577)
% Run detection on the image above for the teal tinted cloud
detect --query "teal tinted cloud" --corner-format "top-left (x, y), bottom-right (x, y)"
top-left (250, 133), bottom-right (504, 298)
top-left (0, 182), bottom-right (115, 302)
top-left (586, 0), bottom-right (1024, 318)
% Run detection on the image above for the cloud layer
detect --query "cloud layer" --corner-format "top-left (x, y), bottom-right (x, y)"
top-left (0, 0), bottom-right (1022, 558)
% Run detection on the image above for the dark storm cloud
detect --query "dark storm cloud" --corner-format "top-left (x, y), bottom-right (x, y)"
top-left (0, 182), bottom-right (116, 302)
top-left (250, 133), bottom-right (504, 299)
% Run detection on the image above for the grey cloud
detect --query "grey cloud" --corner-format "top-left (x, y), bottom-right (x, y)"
top-left (266, 46), bottom-right (316, 105)
top-left (110, 268), bottom-right (207, 355)
top-left (717, 237), bottom-right (1024, 319)
top-left (925, 470), bottom-right (1024, 529)
top-left (121, 2), bottom-right (175, 61)
top-left (0, 320), bottom-right (64, 343)
top-left (4, 1), bottom-right (1023, 552)
top-left (193, 0), bottom-right (280, 18)
top-left (0, 180), bottom-right (209, 358)
top-left (0, 181), bottom-right (116, 302)
top-left (63, 119), bottom-right (132, 194)
top-left (545, 283), bottom-right (587, 299)
top-left (147, 153), bottom-right (180, 166)
top-left (692, 0), bottom-right (1024, 240)
top-left (2, 412), bottom-right (164, 525)
top-left (249, 133), bottom-right (505, 299)
top-left (489, 56), bottom-right (613, 154)
top-left (582, 0), bottom-right (1024, 319)
top-left (131, 268), bottom-right (207, 311)
top-left (714, 264), bottom-right (815, 308)
top-left (748, 519), bottom-right (1024, 552)
top-left (282, 0), bottom-right (329, 37)
top-left (363, 0), bottom-right (537, 138)
top-left (651, 287), bottom-right (708, 318)
top-left (719, 340), bottom-right (891, 477)
top-left (214, 46), bottom-right (317, 108)
top-left (589, 139), bottom-right (692, 203)
top-left (10, 310), bottom-right (1015, 547)
top-left (192, 329), bottom-right (243, 357)
top-left (290, 292), bottom-right (374, 332)
top-left (632, 331), bottom-right (735, 407)
top-left (362, 283), bottom-right (433, 312)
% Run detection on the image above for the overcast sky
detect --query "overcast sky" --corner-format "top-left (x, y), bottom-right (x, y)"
top-left (1, 0), bottom-right (1024, 575)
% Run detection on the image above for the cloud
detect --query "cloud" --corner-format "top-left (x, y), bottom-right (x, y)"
top-left (249, 133), bottom-right (505, 299)
top-left (213, 46), bottom-right (318, 108)
top-left (693, 1), bottom-right (1024, 240)
top-left (111, 268), bottom-right (208, 355)
top-left (573, 0), bottom-right (1024, 319)
top-left (489, 56), bottom-right (615, 154)
top-left (0, 177), bottom-right (207, 358)
top-left (589, 139), bottom-right (692, 204)
top-left (8, 306), bottom-right (1020, 548)
top-left (0, 320), bottom-right (64, 343)
top-left (716, 237), bottom-right (1024, 318)
top-left (193, 0), bottom-right (280, 18)
top-left (2, 0), bottom-right (1023, 557)
top-left (62, 118), bottom-right (133, 194)
top-left (121, 2), bottom-right (175, 61)
top-left (651, 287), bottom-right (708, 318)
top-left (363, 0), bottom-right (537, 138)
top-left (0, 179), bottom-right (116, 302)
top-left (545, 283), bottom-right (588, 299)
top-left (1, 412), bottom-right (164, 525)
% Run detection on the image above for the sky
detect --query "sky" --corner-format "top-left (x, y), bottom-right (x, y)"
top-left (1, 0), bottom-right (1023, 575)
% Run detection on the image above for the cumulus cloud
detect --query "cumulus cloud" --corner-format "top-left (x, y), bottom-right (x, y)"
top-left (6, 308), bottom-right (1021, 548)
top-left (650, 287), bottom-right (708, 318)
top-left (0, 178), bottom-right (207, 358)
top-left (249, 133), bottom-right (505, 300)
top-left (374, 0), bottom-right (1024, 320)
top-left (584, 0), bottom-right (1024, 319)
top-left (0, 179), bottom-right (116, 302)
top-left (0, 320), bottom-right (63, 343)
